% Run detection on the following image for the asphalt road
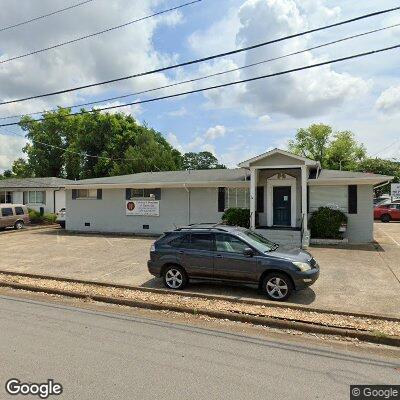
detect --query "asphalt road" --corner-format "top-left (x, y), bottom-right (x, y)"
top-left (0, 295), bottom-right (399, 400)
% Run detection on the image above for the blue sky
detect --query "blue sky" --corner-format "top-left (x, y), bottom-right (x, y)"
top-left (0, 0), bottom-right (400, 171)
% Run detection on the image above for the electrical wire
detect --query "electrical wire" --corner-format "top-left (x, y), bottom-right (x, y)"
top-left (0, 0), bottom-right (202, 65)
top-left (0, 0), bottom-right (96, 33)
top-left (1, 21), bottom-right (399, 121)
top-left (1, 5), bottom-right (398, 106)
top-left (1, 42), bottom-right (399, 128)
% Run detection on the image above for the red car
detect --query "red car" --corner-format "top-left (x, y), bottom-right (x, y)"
top-left (374, 203), bottom-right (400, 222)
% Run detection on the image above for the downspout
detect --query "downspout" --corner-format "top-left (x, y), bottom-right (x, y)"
top-left (183, 184), bottom-right (190, 225)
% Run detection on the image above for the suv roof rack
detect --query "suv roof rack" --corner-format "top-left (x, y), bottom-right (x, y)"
top-left (174, 223), bottom-right (229, 232)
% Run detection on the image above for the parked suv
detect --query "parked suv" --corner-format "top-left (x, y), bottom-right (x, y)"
top-left (148, 224), bottom-right (319, 301)
top-left (0, 204), bottom-right (29, 230)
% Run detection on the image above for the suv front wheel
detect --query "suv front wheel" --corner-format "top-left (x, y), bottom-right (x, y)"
top-left (163, 265), bottom-right (188, 290)
top-left (262, 272), bottom-right (293, 301)
top-left (14, 221), bottom-right (24, 230)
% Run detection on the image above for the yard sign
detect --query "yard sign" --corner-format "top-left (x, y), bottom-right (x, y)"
top-left (391, 183), bottom-right (400, 199)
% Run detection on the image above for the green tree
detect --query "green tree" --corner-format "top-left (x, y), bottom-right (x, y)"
top-left (356, 158), bottom-right (400, 196)
top-left (182, 151), bottom-right (226, 170)
top-left (288, 123), bottom-right (331, 165)
top-left (11, 158), bottom-right (33, 178)
top-left (325, 131), bottom-right (366, 170)
top-left (288, 123), bottom-right (366, 169)
top-left (19, 109), bottom-right (183, 179)
top-left (2, 170), bottom-right (12, 178)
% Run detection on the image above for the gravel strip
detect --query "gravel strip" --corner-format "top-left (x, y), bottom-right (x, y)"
top-left (1, 273), bottom-right (399, 337)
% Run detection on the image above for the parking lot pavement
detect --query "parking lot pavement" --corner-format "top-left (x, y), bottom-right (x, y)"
top-left (1, 224), bottom-right (400, 317)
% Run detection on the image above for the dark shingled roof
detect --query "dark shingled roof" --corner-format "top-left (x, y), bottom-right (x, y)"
top-left (0, 177), bottom-right (74, 188)
top-left (315, 169), bottom-right (392, 180)
top-left (68, 169), bottom-right (249, 185)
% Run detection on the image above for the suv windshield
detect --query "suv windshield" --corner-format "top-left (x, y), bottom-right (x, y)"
top-left (237, 230), bottom-right (278, 252)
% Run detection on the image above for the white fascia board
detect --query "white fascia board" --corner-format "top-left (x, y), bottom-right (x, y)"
top-left (65, 181), bottom-right (250, 190)
top-left (308, 177), bottom-right (394, 186)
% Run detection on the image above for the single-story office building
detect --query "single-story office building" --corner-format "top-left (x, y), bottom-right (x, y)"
top-left (0, 177), bottom-right (73, 213)
top-left (65, 149), bottom-right (393, 246)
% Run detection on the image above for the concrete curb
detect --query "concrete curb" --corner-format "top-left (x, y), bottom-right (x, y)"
top-left (1, 269), bottom-right (399, 323)
top-left (1, 280), bottom-right (399, 347)
top-left (0, 225), bottom-right (59, 235)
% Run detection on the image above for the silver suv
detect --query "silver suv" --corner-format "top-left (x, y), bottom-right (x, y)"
top-left (148, 224), bottom-right (319, 301)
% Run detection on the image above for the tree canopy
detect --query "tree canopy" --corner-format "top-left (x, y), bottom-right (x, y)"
top-left (17, 109), bottom-right (183, 179)
top-left (182, 151), bottom-right (226, 170)
top-left (288, 123), bottom-right (366, 170)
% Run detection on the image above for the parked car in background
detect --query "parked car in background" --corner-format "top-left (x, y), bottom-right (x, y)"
top-left (0, 204), bottom-right (29, 230)
top-left (374, 203), bottom-right (400, 222)
top-left (56, 208), bottom-right (66, 228)
top-left (148, 224), bottom-right (320, 301)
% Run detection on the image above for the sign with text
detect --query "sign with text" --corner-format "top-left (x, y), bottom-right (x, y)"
top-left (391, 183), bottom-right (400, 199)
top-left (126, 200), bottom-right (159, 216)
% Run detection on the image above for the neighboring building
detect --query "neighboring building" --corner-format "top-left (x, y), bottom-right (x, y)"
top-left (0, 177), bottom-right (73, 213)
top-left (65, 149), bottom-right (393, 246)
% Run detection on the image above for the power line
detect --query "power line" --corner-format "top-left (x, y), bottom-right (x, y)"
top-left (0, 0), bottom-right (202, 65)
top-left (1, 21), bottom-right (399, 121)
top-left (1, 130), bottom-right (162, 170)
top-left (0, 0), bottom-right (96, 33)
top-left (1, 5), bottom-right (399, 106)
top-left (1, 42), bottom-right (399, 128)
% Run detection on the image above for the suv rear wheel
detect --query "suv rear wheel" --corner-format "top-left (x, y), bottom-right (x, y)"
top-left (14, 221), bottom-right (24, 230)
top-left (381, 214), bottom-right (391, 223)
top-left (261, 272), bottom-right (293, 301)
top-left (163, 265), bottom-right (188, 290)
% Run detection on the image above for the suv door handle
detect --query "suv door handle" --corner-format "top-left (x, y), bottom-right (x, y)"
top-left (216, 254), bottom-right (223, 258)
top-left (178, 250), bottom-right (185, 254)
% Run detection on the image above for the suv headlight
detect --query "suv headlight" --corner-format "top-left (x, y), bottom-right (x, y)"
top-left (150, 244), bottom-right (155, 252)
top-left (293, 261), bottom-right (311, 272)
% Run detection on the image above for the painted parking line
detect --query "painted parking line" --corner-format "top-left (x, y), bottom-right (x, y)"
top-left (94, 264), bottom-right (139, 280)
top-left (103, 237), bottom-right (114, 246)
top-left (377, 226), bottom-right (400, 247)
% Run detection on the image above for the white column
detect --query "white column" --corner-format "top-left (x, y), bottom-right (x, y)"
top-left (301, 165), bottom-right (308, 232)
top-left (250, 168), bottom-right (256, 229)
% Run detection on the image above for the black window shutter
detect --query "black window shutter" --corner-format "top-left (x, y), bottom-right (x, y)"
top-left (153, 188), bottom-right (161, 200)
top-left (125, 188), bottom-right (131, 200)
top-left (307, 186), bottom-right (310, 214)
top-left (256, 186), bottom-right (264, 212)
top-left (97, 189), bottom-right (102, 200)
top-left (218, 187), bottom-right (225, 212)
top-left (23, 191), bottom-right (27, 205)
top-left (72, 189), bottom-right (77, 200)
top-left (348, 185), bottom-right (357, 214)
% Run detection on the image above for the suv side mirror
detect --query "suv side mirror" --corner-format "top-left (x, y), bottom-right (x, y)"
top-left (243, 247), bottom-right (254, 257)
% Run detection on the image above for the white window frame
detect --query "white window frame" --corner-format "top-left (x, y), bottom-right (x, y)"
top-left (225, 188), bottom-right (250, 209)
top-left (28, 190), bottom-right (45, 204)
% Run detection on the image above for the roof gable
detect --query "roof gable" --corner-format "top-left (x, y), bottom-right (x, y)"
top-left (238, 148), bottom-right (318, 168)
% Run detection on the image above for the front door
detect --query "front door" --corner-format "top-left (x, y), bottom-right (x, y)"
top-left (273, 186), bottom-right (291, 226)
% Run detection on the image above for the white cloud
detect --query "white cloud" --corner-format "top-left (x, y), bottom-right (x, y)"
top-left (201, 143), bottom-right (216, 155)
top-left (258, 114), bottom-right (271, 123)
top-left (93, 101), bottom-right (142, 117)
top-left (0, 134), bottom-right (27, 172)
top-left (166, 107), bottom-right (188, 117)
top-left (204, 125), bottom-right (226, 140)
top-left (376, 85), bottom-right (400, 115)
top-left (188, 0), bottom-right (369, 119)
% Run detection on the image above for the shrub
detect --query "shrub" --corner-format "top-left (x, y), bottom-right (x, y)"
top-left (309, 207), bottom-right (347, 239)
top-left (222, 208), bottom-right (250, 228)
top-left (28, 208), bottom-right (57, 224)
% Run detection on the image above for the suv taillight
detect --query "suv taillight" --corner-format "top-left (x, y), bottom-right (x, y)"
top-left (150, 243), bottom-right (155, 252)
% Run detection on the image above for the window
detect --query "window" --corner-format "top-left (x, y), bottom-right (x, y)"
top-left (0, 191), bottom-right (12, 203)
top-left (224, 188), bottom-right (250, 209)
top-left (15, 207), bottom-right (24, 215)
top-left (189, 233), bottom-right (214, 251)
top-left (309, 186), bottom-right (348, 213)
top-left (77, 189), bottom-right (98, 199)
top-left (28, 191), bottom-right (45, 204)
top-left (128, 188), bottom-right (161, 200)
top-left (169, 234), bottom-right (190, 248)
top-left (215, 234), bottom-right (249, 254)
top-left (1, 207), bottom-right (13, 217)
